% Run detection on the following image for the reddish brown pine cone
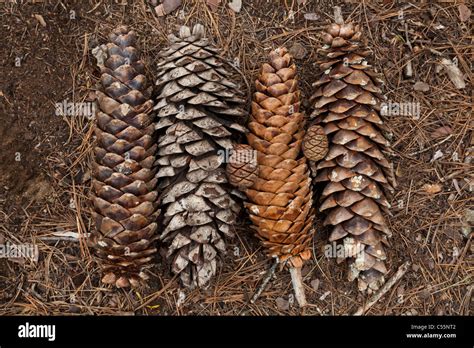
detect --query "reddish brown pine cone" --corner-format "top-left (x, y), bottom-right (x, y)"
top-left (245, 47), bottom-right (315, 273)
top-left (90, 26), bottom-right (159, 288)
top-left (310, 22), bottom-right (397, 292)
top-left (226, 144), bottom-right (259, 190)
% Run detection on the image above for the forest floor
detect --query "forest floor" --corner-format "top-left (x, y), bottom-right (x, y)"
top-left (0, 0), bottom-right (472, 315)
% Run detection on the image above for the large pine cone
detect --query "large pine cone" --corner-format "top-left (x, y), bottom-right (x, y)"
top-left (245, 48), bottom-right (314, 269)
top-left (310, 23), bottom-right (396, 291)
top-left (154, 24), bottom-right (246, 288)
top-left (90, 26), bottom-right (159, 288)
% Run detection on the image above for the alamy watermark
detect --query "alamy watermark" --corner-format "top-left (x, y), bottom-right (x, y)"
top-left (0, 242), bottom-right (38, 261)
top-left (381, 100), bottom-right (420, 119)
top-left (324, 241), bottom-right (364, 259)
top-left (18, 322), bottom-right (55, 342)
top-left (217, 147), bottom-right (257, 165)
top-left (55, 99), bottom-right (96, 119)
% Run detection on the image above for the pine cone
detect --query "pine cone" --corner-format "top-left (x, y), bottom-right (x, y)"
top-left (309, 22), bottom-right (396, 291)
top-left (154, 24), bottom-right (246, 288)
top-left (226, 144), bottom-right (258, 190)
top-left (246, 47), bottom-right (314, 272)
top-left (302, 124), bottom-right (329, 161)
top-left (90, 26), bottom-right (159, 288)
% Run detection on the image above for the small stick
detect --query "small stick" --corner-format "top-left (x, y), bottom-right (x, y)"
top-left (289, 266), bottom-right (307, 307)
top-left (449, 234), bottom-right (472, 281)
top-left (333, 6), bottom-right (344, 25)
top-left (439, 169), bottom-right (466, 183)
top-left (38, 236), bottom-right (83, 242)
top-left (404, 55), bottom-right (413, 78)
top-left (353, 261), bottom-right (410, 316)
top-left (461, 285), bottom-right (473, 314)
top-left (428, 48), bottom-right (443, 56)
top-left (407, 134), bottom-right (453, 156)
top-left (404, 22), bottom-right (413, 51)
top-left (250, 258), bottom-right (278, 304)
top-left (38, 231), bottom-right (90, 242)
top-left (403, 22), bottom-right (413, 78)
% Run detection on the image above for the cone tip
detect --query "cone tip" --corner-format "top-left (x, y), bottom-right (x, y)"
top-left (179, 23), bottom-right (206, 40)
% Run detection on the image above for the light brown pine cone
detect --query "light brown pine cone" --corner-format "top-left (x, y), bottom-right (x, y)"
top-left (245, 47), bottom-right (315, 269)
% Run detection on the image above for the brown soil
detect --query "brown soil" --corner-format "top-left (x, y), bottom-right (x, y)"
top-left (0, 0), bottom-right (472, 315)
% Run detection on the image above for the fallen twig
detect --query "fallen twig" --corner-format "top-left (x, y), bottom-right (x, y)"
top-left (449, 234), bottom-right (472, 281)
top-left (407, 134), bottom-right (453, 156)
top-left (353, 261), bottom-right (410, 316)
top-left (289, 266), bottom-right (307, 307)
top-left (250, 258), bottom-right (278, 304)
top-left (334, 6), bottom-right (344, 24)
